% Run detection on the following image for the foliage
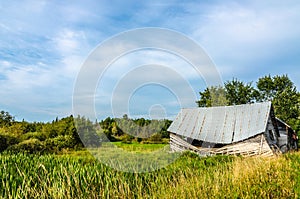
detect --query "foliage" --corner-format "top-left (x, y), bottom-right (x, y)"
top-left (0, 134), bottom-right (19, 152)
top-left (0, 110), bottom-right (171, 153)
top-left (0, 110), bottom-right (14, 127)
top-left (75, 116), bottom-right (100, 147)
top-left (225, 78), bottom-right (258, 105)
top-left (45, 135), bottom-right (80, 151)
top-left (0, 152), bottom-right (299, 198)
top-left (148, 132), bottom-right (163, 143)
top-left (121, 134), bottom-right (134, 144)
top-left (257, 75), bottom-right (300, 128)
top-left (0, 115), bottom-right (84, 153)
top-left (196, 86), bottom-right (227, 107)
top-left (197, 80), bottom-right (258, 107)
top-left (100, 116), bottom-right (171, 142)
top-left (7, 138), bottom-right (45, 153)
top-left (197, 74), bottom-right (300, 136)
top-left (20, 131), bottom-right (47, 141)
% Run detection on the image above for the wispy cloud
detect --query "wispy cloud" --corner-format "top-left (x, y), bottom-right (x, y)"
top-left (0, 0), bottom-right (299, 121)
top-left (190, 1), bottom-right (300, 83)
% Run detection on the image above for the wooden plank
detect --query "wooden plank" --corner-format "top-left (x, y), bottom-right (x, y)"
top-left (170, 133), bottom-right (274, 157)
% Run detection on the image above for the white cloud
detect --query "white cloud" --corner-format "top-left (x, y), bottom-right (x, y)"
top-left (1, 0), bottom-right (300, 121)
top-left (185, 1), bottom-right (300, 86)
top-left (1, 60), bottom-right (11, 67)
top-left (197, 4), bottom-right (300, 44)
top-left (54, 29), bottom-right (87, 55)
top-left (51, 28), bottom-right (93, 81)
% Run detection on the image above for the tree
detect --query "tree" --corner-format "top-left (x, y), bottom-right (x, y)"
top-left (210, 86), bottom-right (228, 107)
top-left (256, 75), bottom-right (276, 101)
top-left (256, 74), bottom-right (295, 101)
top-left (0, 111), bottom-right (14, 127)
top-left (75, 116), bottom-right (100, 147)
top-left (273, 86), bottom-right (299, 122)
top-left (196, 86), bottom-right (227, 107)
top-left (257, 75), bottom-right (300, 129)
top-left (122, 114), bottom-right (128, 120)
top-left (225, 79), bottom-right (257, 105)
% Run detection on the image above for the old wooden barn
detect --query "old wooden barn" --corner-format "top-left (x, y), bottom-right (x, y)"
top-left (168, 101), bottom-right (298, 157)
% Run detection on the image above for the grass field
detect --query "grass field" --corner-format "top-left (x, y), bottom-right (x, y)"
top-left (112, 141), bottom-right (167, 152)
top-left (1, 146), bottom-right (300, 198)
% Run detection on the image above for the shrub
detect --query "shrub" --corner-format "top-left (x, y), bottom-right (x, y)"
top-left (20, 131), bottom-right (47, 141)
top-left (136, 137), bottom-right (143, 143)
top-left (45, 135), bottom-right (79, 151)
top-left (0, 134), bottom-right (19, 152)
top-left (149, 133), bottom-right (162, 142)
top-left (121, 134), bottom-right (134, 144)
top-left (7, 138), bottom-right (45, 153)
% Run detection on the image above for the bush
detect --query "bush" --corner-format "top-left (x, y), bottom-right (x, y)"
top-left (45, 135), bottom-right (79, 151)
top-left (121, 134), bottom-right (134, 144)
top-left (20, 132), bottom-right (47, 141)
top-left (7, 139), bottom-right (45, 153)
top-left (0, 134), bottom-right (19, 152)
top-left (149, 133), bottom-right (162, 142)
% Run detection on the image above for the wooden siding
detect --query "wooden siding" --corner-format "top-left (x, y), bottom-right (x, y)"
top-left (170, 133), bottom-right (274, 157)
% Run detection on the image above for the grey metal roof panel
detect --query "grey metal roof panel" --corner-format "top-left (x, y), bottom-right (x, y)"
top-left (196, 108), bottom-right (208, 141)
top-left (183, 109), bottom-right (196, 138)
top-left (234, 104), bottom-right (251, 142)
top-left (218, 106), bottom-right (235, 143)
top-left (167, 112), bottom-right (180, 133)
top-left (204, 107), bottom-right (225, 143)
top-left (168, 101), bottom-right (271, 144)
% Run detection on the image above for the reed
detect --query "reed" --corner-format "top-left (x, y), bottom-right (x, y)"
top-left (0, 151), bottom-right (299, 198)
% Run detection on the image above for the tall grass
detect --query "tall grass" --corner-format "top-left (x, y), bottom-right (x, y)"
top-left (112, 141), bottom-right (167, 152)
top-left (0, 152), bottom-right (299, 198)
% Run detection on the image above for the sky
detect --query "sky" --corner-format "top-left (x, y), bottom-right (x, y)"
top-left (0, 0), bottom-right (300, 122)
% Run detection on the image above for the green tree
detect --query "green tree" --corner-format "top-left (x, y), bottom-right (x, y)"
top-left (196, 86), bottom-right (227, 107)
top-left (196, 87), bottom-right (212, 107)
top-left (75, 116), bottom-right (100, 147)
top-left (0, 111), bottom-right (14, 127)
top-left (257, 75), bottom-right (300, 130)
top-left (225, 79), bottom-right (257, 105)
top-left (256, 75), bottom-right (276, 101)
top-left (159, 119), bottom-right (172, 138)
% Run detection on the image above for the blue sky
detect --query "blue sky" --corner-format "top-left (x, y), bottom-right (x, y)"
top-left (1, 0), bottom-right (300, 121)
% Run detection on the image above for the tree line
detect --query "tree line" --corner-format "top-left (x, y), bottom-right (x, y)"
top-left (1, 74), bottom-right (299, 153)
top-left (0, 114), bottom-right (83, 153)
top-left (196, 74), bottom-right (300, 133)
top-left (0, 112), bottom-right (171, 153)
top-left (99, 115), bottom-right (171, 143)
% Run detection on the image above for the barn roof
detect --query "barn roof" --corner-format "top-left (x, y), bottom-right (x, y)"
top-left (168, 101), bottom-right (272, 144)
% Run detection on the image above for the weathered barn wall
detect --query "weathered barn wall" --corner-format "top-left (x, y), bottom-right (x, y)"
top-left (170, 133), bottom-right (212, 156)
top-left (213, 134), bottom-right (274, 157)
top-left (170, 133), bottom-right (274, 157)
top-left (265, 116), bottom-right (278, 145)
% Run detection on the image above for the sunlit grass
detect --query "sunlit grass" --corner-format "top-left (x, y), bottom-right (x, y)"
top-left (1, 151), bottom-right (299, 198)
top-left (112, 141), bottom-right (167, 152)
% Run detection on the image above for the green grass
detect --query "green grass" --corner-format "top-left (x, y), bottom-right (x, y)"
top-left (0, 150), bottom-right (299, 198)
top-left (112, 141), bottom-right (167, 152)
